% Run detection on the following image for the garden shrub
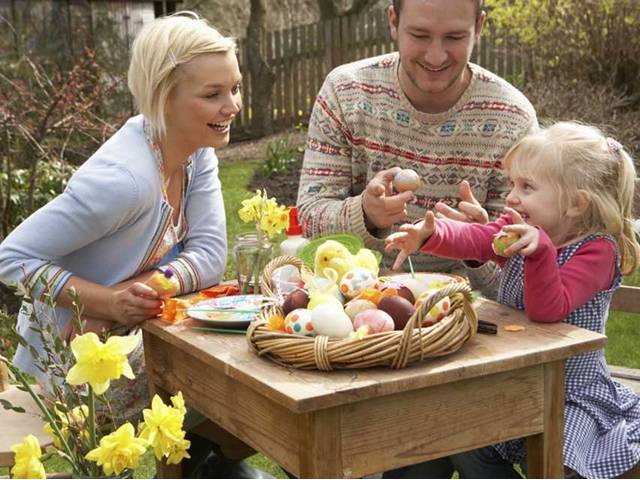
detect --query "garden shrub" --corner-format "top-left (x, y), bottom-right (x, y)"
top-left (487, 0), bottom-right (640, 95)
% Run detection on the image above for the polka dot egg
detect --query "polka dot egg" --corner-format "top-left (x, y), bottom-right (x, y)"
top-left (284, 308), bottom-right (315, 337)
top-left (339, 268), bottom-right (378, 299)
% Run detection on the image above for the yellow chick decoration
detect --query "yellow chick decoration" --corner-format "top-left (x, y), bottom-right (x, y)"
top-left (314, 240), bottom-right (356, 281)
top-left (313, 240), bottom-right (379, 282)
top-left (353, 249), bottom-right (379, 277)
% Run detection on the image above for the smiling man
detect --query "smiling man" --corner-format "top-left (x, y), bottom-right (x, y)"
top-left (297, 0), bottom-right (538, 294)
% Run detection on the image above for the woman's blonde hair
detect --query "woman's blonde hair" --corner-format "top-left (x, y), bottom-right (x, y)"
top-left (127, 11), bottom-right (236, 140)
top-left (504, 121), bottom-right (640, 275)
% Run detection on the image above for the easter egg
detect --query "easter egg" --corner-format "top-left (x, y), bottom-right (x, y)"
top-left (271, 264), bottom-right (303, 294)
top-left (282, 288), bottom-right (309, 315)
top-left (353, 309), bottom-right (395, 334)
top-left (379, 281), bottom-right (415, 304)
top-left (339, 268), bottom-right (378, 299)
top-left (378, 295), bottom-right (416, 330)
top-left (415, 296), bottom-right (452, 327)
top-left (308, 276), bottom-right (345, 303)
top-left (393, 169), bottom-right (421, 193)
top-left (311, 304), bottom-right (354, 338)
top-left (284, 308), bottom-right (315, 336)
top-left (492, 231), bottom-right (521, 256)
top-left (307, 292), bottom-right (344, 310)
top-left (344, 299), bottom-right (377, 320)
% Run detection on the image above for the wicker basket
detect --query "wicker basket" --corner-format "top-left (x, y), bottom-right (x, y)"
top-left (247, 256), bottom-right (478, 370)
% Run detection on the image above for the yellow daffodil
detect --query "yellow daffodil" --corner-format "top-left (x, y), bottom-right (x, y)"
top-left (66, 333), bottom-right (138, 395)
top-left (85, 423), bottom-right (147, 476)
top-left (238, 190), bottom-right (289, 239)
top-left (11, 434), bottom-right (46, 479)
top-left (138, 393), bottom-right (190, 464)
top-left (43, 404), bottom-right (89, 449)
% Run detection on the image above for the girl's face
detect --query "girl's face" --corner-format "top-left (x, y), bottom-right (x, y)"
top-left (165, 50), bottom-right (242, 151)
top-left (505, 168), bottom-right (576, 245)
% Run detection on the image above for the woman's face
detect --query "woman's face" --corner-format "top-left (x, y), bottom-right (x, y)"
top-left (165, 50), bottom-right (242, 151)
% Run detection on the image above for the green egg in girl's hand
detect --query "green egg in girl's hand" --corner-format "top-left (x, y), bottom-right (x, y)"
top-left (492, 230), bottom-right (521, 256)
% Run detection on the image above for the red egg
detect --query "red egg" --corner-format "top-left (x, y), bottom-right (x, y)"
top-left (378, 295), bottom-right (416, 330)
top-left (379, 281), bottom-right (415, 304)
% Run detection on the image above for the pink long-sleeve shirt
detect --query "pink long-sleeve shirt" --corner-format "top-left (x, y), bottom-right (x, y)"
top-left (420, 215), bottom-right (617, 322)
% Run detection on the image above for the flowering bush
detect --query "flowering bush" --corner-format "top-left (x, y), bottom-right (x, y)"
top-left (1, 283), bottom-right (190, 478)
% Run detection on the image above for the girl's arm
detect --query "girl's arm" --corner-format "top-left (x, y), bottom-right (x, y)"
top-left (420, 214), bottom-right (512, 264)
top-left (523, 231), bottom-right (617, 322)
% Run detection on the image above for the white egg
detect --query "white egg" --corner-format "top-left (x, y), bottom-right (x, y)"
top-left (311, 304), bottom-right (354, 338)
top-left (339, 268), bottom-right (377, 298)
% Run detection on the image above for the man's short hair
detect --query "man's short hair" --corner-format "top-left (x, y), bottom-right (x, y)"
top-left (392, 0), bottom-right (485, 23)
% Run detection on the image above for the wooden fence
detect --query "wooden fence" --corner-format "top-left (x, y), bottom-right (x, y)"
top-left (232, 7), bottom-right (526, 139)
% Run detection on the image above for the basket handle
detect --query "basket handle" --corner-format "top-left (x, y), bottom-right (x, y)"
top-left (407, 281), bottom-right (476, 332)
top-left (260, 255), bottom-right (310, 297)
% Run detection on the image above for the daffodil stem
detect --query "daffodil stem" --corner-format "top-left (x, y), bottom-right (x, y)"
top-left (88, 387), bottom-right (97, 451)
top-left (12, 368), bottom-right (77, 468)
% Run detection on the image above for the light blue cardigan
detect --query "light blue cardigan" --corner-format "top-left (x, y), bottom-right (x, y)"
top-left (0, 115), bottom-right (227, 376)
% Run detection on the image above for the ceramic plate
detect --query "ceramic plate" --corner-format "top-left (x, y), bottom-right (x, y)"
top-left (187, 294), bottom-right (265, 329)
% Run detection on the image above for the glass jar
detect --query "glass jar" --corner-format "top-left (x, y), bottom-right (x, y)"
top-left (232, 232), bottom-right (273, 294)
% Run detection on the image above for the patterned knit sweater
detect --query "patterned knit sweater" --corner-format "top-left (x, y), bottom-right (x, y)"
top-left (297, 52), bottom-right (538, 277)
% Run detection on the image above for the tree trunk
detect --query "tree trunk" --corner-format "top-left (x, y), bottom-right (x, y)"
top-left (246, 0), bottom-right (276, 138)
top-left (318, 0), bottom-right (376, 21)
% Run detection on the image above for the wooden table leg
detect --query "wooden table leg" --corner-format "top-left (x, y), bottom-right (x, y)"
top-left (527, 360), bottom-right (565, 478)
top-left (148, 384), bottom-right (183, 479)
top-left (298, 407), bottom-right (344, 478)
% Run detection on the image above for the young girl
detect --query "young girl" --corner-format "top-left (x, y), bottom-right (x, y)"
top-left (385, 122), bottom-right (640, 478)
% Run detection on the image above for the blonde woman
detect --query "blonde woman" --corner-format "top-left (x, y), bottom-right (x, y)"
top-left (0, 12), bottom-right (270, 478)
top-left (385, 122), bottom-right (640, 478)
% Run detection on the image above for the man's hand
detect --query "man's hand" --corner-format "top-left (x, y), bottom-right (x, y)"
top-left (363, 167), bottom-right (415, 229)
top-left (385, 210), bottom-right (437, 270)
top-left (435, 180), bottom-right (489, 224)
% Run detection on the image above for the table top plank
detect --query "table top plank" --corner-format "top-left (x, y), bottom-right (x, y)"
top-left (143, 298), bottom-right (606, 413)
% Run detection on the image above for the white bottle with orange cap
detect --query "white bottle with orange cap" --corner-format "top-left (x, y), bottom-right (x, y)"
top-left (280, 206), bottom-right (310, 257)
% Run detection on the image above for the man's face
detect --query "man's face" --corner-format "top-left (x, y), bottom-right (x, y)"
top-left (389, 0), bottom-right (485, 112)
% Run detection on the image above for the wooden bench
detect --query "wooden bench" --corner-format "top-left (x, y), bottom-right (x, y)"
top-left (0, 363), bottom-right (52, 470)
top-left (609, 285), bottom-right (640, 478)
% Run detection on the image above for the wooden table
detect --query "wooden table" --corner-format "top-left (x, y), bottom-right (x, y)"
top-left (142, 298), bottom-right (606, 478)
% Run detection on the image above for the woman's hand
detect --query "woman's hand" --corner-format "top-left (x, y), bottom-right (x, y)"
top-left (108, 282), bottom-right (163, 327)
top-left (502, 207), bottom-right (540, 256)
top-left (385, 210), bottom-right (437, 270)
top-left (435, 180), bottom-right (489, 224)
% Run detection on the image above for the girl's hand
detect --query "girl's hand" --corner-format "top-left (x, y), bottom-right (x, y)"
top-left (502, 207), bottom-right (540, 256)
top-left (108, 282), bottom-right (162, 327)
top-left (385, 210), bottom-right (437, 270)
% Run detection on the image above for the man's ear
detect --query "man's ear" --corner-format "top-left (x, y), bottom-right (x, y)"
top-left (388, 5), bottom-right (399, 41)
top-left (475, 10), bottom-right (487, 42)
top-left (567, 190), bottom-right (591, 218)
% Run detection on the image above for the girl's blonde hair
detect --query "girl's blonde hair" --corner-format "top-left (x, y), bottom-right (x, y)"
top-left (127, 11), bottom-right (236, 140)
top-left (504, 121), bottom-right (640, 275)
